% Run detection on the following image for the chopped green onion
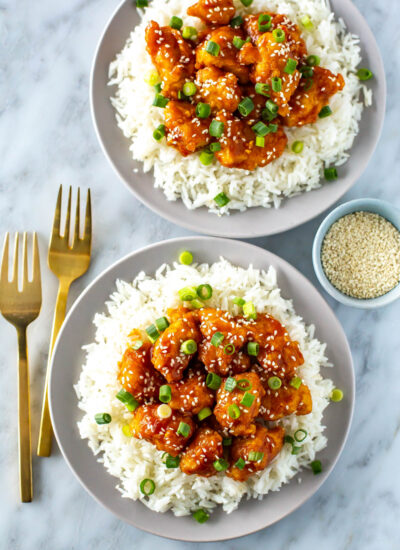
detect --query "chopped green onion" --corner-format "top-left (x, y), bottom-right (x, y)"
top-left (318, 105), bottom-right (332, 118)
top-left (153, 124), bottom-right (166, 141)
top-left (209, 142), bottom-right (221, 152)
top-left (268, 376), bottom-right (282, 390)
top-left (131, 340), bottom-right (143, 350)
top-left (247, 342), bottom-right (259, 356)
top-left (181, 339), bottom-right (197, 354)
top-left (294, 429), bottom-right (308, 442)
top-left (357, 67), bottom-right (373, 81)
top-left (289, 376), bottom-right (302, 389)
top-left (300, 15), bottom-right (314, 30)
top-left (331, 388), bottom-right (344, 402)
top-left (145, 323), bottom-right (160, 343)
top-left (183, 82), bottom-right (197, 96)
top-left (159, 384), bottom-right (172, 403)
top-left (240, 0), bottom-right (253, 5)
top-left (243, 301), bottom-right (257, 320)
top-left (153, 93), bottom-right (169, 108)
top-left (252, 121), bottom-right (269, 136)
top-left (248, 451), bottom-right (264, 461)
top-left (206, 40), bottom-right (220, 56)
top-left (240, 391), bottom-right (255, 407)
top-left (233, 296), bottom-right (246, 306)
top-left (237, 378), bottom-right (252, 391)
top-left (206, 372), bottom-right (222, 390)
top-left (192, 509), bottom-right (210, 523)
top-left (225, 377), bottom-right (237, 392)
top-left (178, 286), bottom-right (198, 301)
top-left (284, 58), bottom-right (298, 74)
top-left (238, 96), bottom-right (255, 116)
top-left (197, 284), bottom-right (213, 300)
top-left (154, 82), bottom-right (162, 93)
top-left (230, 15), bottom-right (244, 28)
top-left (228, 404), bottom-right (241, 419)
top-left (324, 167), bottom-right (338, 181)
top-left (213, 458), bottom-right (229, 471)
top-left (177, 421), bottom-right (191, 437)
top-left (209, 119), bottom-right (224, 138)
top-left (196, 102), bottom-right (211, 118)
top-left (190, 298), bottom-right (205, 309)
top-left (116, 389), bottom-right (140, 412)
top-left (222, 437), bottom-right (232, 446)
top-left (199, 150), bottom-right (214, 165)
top-left (255, 82), bottom-right (270, 96)
top-left (179, 250), bottom-right (193, 265)
top-left (311, 459), bottom-right (322, 474)
top-left (258, 14), bottom-right (272, 32)
top-left (94, 413), bottom-right (111, 425)
top-left (182, 26), bottom-right (198, 40)
top-left (300, 65), bottom-right (314, 79)
top-left (292, 140), bottom-right (304, 154)
top-left (272, 28), bottom-right (286, 42)
top-left (291, 445), bottom-right (302, 455)
top-left (155, 316), bottom-right (169, 332)
top-left (271, 77), bottom-right (282, 92)
top-left (261, 107), bottom-right (277, 122)
top-left (223, 343), bottom-right (236, 355)
top-left (233, 36), bottom-right (246, 49)
top-left (136, 0), bottom-right (148, 7)
top-left (284, 434), bottom-right (294, 445)
top-left (170, 15), bottom-right (183, 29)
top-left (166, 454), bottom-right (180, 468)
top-left (268, 123), bottom-right (278, 133)
top-left (265, 99), bottom-right (279, 115)
top-left (214, 192), bottom-right (230, 207)
top-left (235, 457), bottom-right (246, 469)
top-left (255, 136), bottom-right (265, 148)
top-left (140, 478), bottom-right (155, 495)
top-left (198, 407), bottom-right (212, 421)
top-left (211, 332), bottom-right (224, 347)
top-left (307, 54), bottom-right (320, 66)
top-left (122, 424), bottom-right (132, 437)
top-left (303, 78), bottom-right (313, 91)
top-left (145, 70), bottom-right (160, 86)
top-left (157, 403), bottom-right (172, 419)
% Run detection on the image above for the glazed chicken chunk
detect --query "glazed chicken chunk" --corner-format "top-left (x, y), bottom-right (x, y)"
top-left (145, 21), bottom-right (195, 99)
top-left (169, 365), bottom-right (215, 414)
top-left (283, 66), bottom-right (345, 127)
top-left (164, 100), bottom-right (211, 156)
top-left (187, 0), bottom-right (235, 26)
top-left (213, 372), bottom-right (265, 436)
top-left (180, 427), bottom-right (224, 476)
top-left (260, 381), bottom-right (312, 420)
top-left (130, 404), bottom-right (196, 456)
top-left (118, 343), bottom-right (164, 403)
top-left (227, 424), bottom-right (285, 481)
top-left (195, 67), bottom-right (242, 113)
top-left (152, 310), bottom-right (202, 382)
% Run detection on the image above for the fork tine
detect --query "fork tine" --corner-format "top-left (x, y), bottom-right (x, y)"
top-left (32, 232), bottom-right (42, 297)
top-left (64, 186), bottom-right (72, 243)
top-left (73, 188), bottom-right (81, 244)
top-left (12, 233), bottom-right (19, 286)
top-left (83, 189), bottom-right (92, 244)
top-left (22, 232), bottom-right (29, 288)
top-left (0, 233), bottom-right (10, 285)
top-left (51, 186), bottom-right (63, 240)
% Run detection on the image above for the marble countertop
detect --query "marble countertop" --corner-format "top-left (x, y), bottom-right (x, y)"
top-left (1, 0), bottom-right (399, 548)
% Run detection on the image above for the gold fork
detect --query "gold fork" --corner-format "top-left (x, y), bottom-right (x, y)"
top-left (37, 185), bottom-right (92, 457)
top-left (0, 233), bottom-right (42, 502)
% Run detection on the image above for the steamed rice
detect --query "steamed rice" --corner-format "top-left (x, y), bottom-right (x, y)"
top-left (108, 0), bottom-right (371, 214)
top-left (75, 259), bottom-right (334, 515)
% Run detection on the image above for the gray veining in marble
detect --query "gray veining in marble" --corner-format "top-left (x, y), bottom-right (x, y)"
top-left (0, 0), bottom-right (399, 548)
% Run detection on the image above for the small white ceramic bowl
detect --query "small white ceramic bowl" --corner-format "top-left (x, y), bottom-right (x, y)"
top-left (312, 198), bottom-right (400, 309)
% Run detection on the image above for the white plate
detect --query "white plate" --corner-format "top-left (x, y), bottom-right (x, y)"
top-left (49, 237), bottom-right (354, 541)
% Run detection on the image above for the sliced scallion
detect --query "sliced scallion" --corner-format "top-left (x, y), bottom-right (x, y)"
top-left (228, 404), bottom-right (241, 419)
top-left (177, 421), bottom-right (191, 437)
top-left (206, 372), bottom-right (222, 390)
top-left (94, 413), bottom-right (111, 425)
top-left (224, 377), bottom-right (237, 392)
top-left (181, 339), bottom-right (197, 354)
top-left (140, 478), bottom-right (155, 495)
top-left (198, 407), bottom-right (212, 421)
top-left (116, 389), bottom-right (140, 412)
top-left (179, 250), bottom-right (193, 265)
top-left (214, 192), bottom-right (230, 207)
top-left (206, 40), bottom-right (220, 56)
top-left (159, 384), bottom-right (172, 403)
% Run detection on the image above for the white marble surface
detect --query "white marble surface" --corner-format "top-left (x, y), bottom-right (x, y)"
top-left (1, 0), bottom-right (399, 548)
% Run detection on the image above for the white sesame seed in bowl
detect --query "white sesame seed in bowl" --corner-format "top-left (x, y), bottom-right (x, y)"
top-left (312, 199), bottom-right (400, 309)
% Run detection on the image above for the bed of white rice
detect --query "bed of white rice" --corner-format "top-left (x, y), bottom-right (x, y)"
top-left (75, 259), bottom-right (334, 515)
top-left (108, 0), bottom-right (371, 215)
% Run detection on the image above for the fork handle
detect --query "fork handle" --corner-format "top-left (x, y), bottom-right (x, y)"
top-left (37, 279), bottom-right (71, 457)
top-left (17, 325), bottom-right (33, 502)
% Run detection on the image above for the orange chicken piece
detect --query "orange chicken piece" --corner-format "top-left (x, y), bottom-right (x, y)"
top-left (130, 404), bottom-right (195, 456)
top-left (152, 311), bottom-right (201, 382)
top-left (145, 21), bottom-right (195, 99)
top-left (169, 365), bottom-right (215, 414)
top-left (180, 427), bottom-right (223, 476)
top-left (259, 381), bottom-right (312, 420)
top-left (243, 13), bottom-right (306, 57)
top-left (187, 0), bottom-right (235, 26)
top-left (227, 424), bottom-right (284, 481)
top-left (118, 344), bottom-right (164, 403)
top-left (164, 100), bottom-right (211, 156)
top-left (195, 66), bottom-right (241, 113)
top-left (283, 66), bottom-right (345, 127)
top-left (213, 372), bottom-right (265, 436)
